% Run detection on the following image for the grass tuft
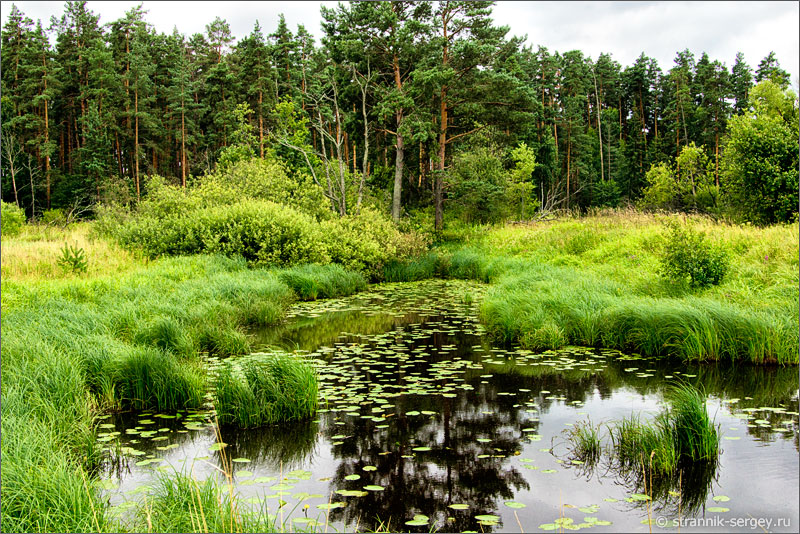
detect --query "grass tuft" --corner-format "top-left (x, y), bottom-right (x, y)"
top-left (214, 353), bottom-right (319, 428)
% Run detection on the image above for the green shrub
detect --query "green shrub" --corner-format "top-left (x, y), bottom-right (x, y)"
top-left (1, 201), bottom-right (25, 236)
top-left (320, 208), bottom-right (407, 279)
top-left (40, 208), bottom-right (66, 226)
top-left (660, 221), bottom-right (729, 288)
top-left (111, 200), bottom-right (329, 266)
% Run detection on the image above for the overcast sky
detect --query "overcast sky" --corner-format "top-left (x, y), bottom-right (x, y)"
top-left (2, 1), bottom-right (798, 83)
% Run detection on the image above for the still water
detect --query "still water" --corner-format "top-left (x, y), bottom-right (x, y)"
top-left (98, 280), bottom-right (799, 532)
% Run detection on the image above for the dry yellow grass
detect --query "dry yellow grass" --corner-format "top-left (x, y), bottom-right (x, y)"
top-left (1, 222), bottom-right (146, 281)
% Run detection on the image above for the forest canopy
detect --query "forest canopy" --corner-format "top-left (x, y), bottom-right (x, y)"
top-left (1, 1), bottom-right (797, 228)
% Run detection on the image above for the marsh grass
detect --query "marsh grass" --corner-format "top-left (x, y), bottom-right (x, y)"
top-left (571, 384), bottom-right (719, 477)
top-left (1, 253), bottom-right (364, 532)
top-left (383, 250), bottom-right (446, 282)
top-left (278, 263), bottom-right (367, 300)
top-left (481, 267), bottom-right (797, 364)
top-left (567, 419), bottom-right (602, 466)
top-left (566, 383), bottom-right (720, 516)
top-left (214, 353), bottom-right (319, 428)
top-left (133, 471), bottom-right (280, 533)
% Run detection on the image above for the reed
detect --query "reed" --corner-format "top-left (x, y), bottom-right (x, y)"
top-left (214, 353), bottom-right (319, 428)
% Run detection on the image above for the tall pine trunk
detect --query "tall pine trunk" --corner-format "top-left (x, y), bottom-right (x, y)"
top-left (391, 55), bottom-right (404, 222)
top-left (135, 88), bottom-right (140, 201)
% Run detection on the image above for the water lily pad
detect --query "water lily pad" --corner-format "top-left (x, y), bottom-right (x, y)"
top-left (231, 457), bottom-right (250, 463)
top-left (449, 504), bottom-right (469, 510)
top-left (235, 470), bottom-right (253, 478)
top-left (630, 493), bottom-right (651, 501)
top-left (712, 495), bottom-right (730, 502)
top-left (412, 446), bottom-right (432, 452)
top-left (336, 489), bottom-right (368, 497)
top-left (405, 515), bottom-right (429, 526)
top-left (539, 524), bottom-right (558, 531)
top-left (504, 501), bottom-right (526, 509)
top-left (708, 507), bottom-right (730, 513)
top-left (362, 465), bottom-right (377, 471)
top-left (316, 502), bottom-right (345, 510)
top-left (475, 514), bottom-right (500, 522)
top-left (344, 474), bottom-right (361, 481)
top-left (363, 485), bottom-right (384, 491)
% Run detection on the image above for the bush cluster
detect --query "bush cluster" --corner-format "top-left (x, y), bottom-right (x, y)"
top-left (98, 160), bottom-right (427, 279)
top-left (1, 201), bottom-right (26, 236)
top-left (660, 221), bottom-right (729, 288)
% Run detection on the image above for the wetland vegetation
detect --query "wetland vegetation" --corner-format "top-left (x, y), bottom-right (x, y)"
top-left (2, 1), bottom-right (798, 532)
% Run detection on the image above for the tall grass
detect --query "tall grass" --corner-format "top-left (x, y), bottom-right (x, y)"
top-left (132, 471), bottom-right (278, 533)
top-left (566, 384), bottom-right (719, 514)
top-left (1, 254), bottom-right (365, 532)
top-left (666, 384), bottom-right (719, 462)
top-left (278, 263), bottom-right (366, 300)
top-left (480, 265), bottom-right (798, 364)
top-left (566, 419), bottom-right (602, 466)
top-left (214, 353), bottom-right (319, 428)
top-left (0, 221), bottom-right (143, 281)
top-left (571, 384), bottom-right (719, 476)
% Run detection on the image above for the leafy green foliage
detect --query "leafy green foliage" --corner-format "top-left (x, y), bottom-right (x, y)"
top-left (57, 242), bottom-right (88, 274)
top-left (660, 222), bottom-right (729, 288)
top-left (449, 146), bottom-right (510, 224)
top-left (40, 208), bottom-right (66, 226)
top-left (100, 170), bottom-right (424, 279)
top-left (641, 144), bottom-right (717, 213)
top-left (1, 201), bottom-right (25, 236)
top-left (721, 81), bottom-right (799, 224)
top-left (507, 143), bottom-right (539, 219)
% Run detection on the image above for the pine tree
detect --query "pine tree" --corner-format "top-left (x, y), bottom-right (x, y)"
top-left (755, 51), bottom-right (790, 89)
top-left (730, 52), bottom-right (753, 115)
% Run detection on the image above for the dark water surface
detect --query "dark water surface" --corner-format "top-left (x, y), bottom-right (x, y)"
top-left (98, 280), bottom-right (799, 532)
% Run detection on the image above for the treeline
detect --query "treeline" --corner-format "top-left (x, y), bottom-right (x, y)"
top-left (1, 1), bottom-right (797, 227)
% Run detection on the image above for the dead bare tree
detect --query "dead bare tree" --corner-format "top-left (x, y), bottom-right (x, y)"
top-left (1, 131), bottom-right (23, 206)
top-left (534, 176), bottom-right (585, 221)
top-left (271, 63), bottom-right (363, 217)
top-left (352, 62), bottom-right (375, 215)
